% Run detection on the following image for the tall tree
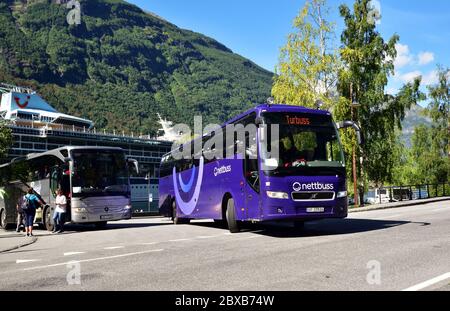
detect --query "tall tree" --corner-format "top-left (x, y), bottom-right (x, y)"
top-left (272, 0), bottom-right (339, 109)
top-left (426, 66), bottom-right (450, 182)
top-left (427, 67), bottom-right (450, 157)
top-left (0, 121), bottom-right (12, 161)
top-left (411, 125), bottom-right (448, 184)
top-left (335, 0), bottom-right (424, 205)
top-left (396, 124), bottom-right (448, 186)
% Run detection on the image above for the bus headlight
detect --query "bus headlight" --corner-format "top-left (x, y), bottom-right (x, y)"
top-left (337, 191), bottom-right (347, 198)
top-left (125, 205), bottom-right (132, 210)
top-left (267, 191), bottom-right (289, 200)
top-left (75, 208), bottom-right (87, 213)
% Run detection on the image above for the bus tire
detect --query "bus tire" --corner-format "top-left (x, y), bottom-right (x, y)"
top-left (43, 206), bottom-right (54, 232)
top-left (293, 220), bottom-right (305, 230)
top-left (0, 208), bottom-right (11, 230)
top-left (226, 198), bottom-right (240, 233)
top-left (172, 201), bottom-right (190, 225)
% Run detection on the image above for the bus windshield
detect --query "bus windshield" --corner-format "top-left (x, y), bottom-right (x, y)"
top-left (71, 150), bottom-right (129, 196)
top-left (262, 112), bottom-right (345, 176)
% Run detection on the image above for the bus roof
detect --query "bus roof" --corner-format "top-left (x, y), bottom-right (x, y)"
top-left (162, 103), bottom-right (332, 158)
top-left (1, 146), bottom-right (125, 167)
top-left (225, 104), bottom-right (331, 126)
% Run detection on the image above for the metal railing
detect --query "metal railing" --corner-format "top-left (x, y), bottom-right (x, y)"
top-left (364, 183), bottom-right (450, 205)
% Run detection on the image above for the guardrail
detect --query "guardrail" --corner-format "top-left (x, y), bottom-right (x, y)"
top-left (364, 182), bottom-right (450, 205)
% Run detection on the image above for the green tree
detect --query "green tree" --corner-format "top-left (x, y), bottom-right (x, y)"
top-left (426, 66), bottom-right (450, 182)
top-left (391, 134), bottom-right (417, 185)
top-left (404, 125), bottom-right (447, 185)
top-left (0, 121), bottom-right (12, 161)
top-left (427, 67), bottom-right (450, 156)
top-left (335, 0), bottom-right (424, 204)
top-left (272, 0), bottom-right (339, 109)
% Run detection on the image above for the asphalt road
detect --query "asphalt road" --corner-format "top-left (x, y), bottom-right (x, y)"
top-left (0, 201), bottom-right (449, 291)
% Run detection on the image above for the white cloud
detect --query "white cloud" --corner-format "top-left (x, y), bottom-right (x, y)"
top-left (396, 70), bottom-right (439, 86)
top-left (394, 43), bottom-right (413, 69)
top-left (422, 70), bottom-right (439, 86)
top-left (393, 44), bottom-right (436, 69)
top-left (398, 70), bottom-right (422, 83)
top-left (385, 87), bottom-right (398, 95)
top-left (418, 52), bottom-right (434, 65)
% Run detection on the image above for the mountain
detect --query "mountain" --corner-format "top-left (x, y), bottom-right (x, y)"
top-left (401, 104), bottom-right (432, 148)
top-left (0, 0), bottom-right (273, 134)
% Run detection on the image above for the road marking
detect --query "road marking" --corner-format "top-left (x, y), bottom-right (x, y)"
top-left (16, 259), bottom-right (41, 264)
top-left (238, 235), bottom-right (261, 240)
top-left (402, 272), bottom-right (450, 291)
top-left (23, 249), bottom-right (164, 271)
top-left (249, 230), bottom-right (264, 234)
top-left (104, 246), bottom-right (124, 250)
top-left (140, 242), bottom-right (158, 245)
top-left (169, 238), bottom-right (191, 242)
top-left (430, 208), bottom-right (450, 213)
top-left (196, 236), bottom-right (217, 239)
top-left (64, 252), bottom-right (85, 257)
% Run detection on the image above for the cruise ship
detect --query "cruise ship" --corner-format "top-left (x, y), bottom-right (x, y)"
top-left (0, 83), bottom-right (174, 215)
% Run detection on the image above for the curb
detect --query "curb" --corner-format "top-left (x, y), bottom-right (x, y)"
top-left (349, 197), bottom-right (450, 213)
top-left (0, 236), bottom-right (38, 254)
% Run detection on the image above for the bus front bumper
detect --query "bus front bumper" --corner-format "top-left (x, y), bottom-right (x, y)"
top-left (259, 198), bottom-right (348, 221)
top-left (71, 207), bottom-right (132, 223)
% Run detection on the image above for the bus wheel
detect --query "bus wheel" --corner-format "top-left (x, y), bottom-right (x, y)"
top-left (172, 201), bottom-right (190, 225)
top-left (293, 221), bottom-right (305, 230)
top-left (0, 209), bottom-right (10, 230)
top-left (43, 207), bottom-right (54, 232)
top-left (226, 198), bottom-right (240, 233)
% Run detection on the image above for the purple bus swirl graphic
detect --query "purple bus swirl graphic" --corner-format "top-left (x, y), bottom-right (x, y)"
top-left (172, 156), bottom-right (204, 216)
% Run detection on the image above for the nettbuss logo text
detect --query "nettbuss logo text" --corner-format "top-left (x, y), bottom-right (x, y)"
top-left (293, 182), bottom-right (334, 191)
top-left (214, 165), bottom-right (231, 177)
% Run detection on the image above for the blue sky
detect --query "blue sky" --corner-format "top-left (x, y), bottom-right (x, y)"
top-left (129, 0), bottom-right (450, 96)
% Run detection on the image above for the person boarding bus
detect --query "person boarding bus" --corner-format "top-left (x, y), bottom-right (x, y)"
top-left (53, 189), bottom-right (67, 233)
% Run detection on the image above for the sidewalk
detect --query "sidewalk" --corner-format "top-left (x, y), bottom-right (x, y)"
top-left (349, 196), bottom-right (450, 213)
top-left (0, 231), bottom-right (38, 253)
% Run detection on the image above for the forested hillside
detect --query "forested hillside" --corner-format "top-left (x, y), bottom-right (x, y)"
top-left (0, 0), bottom-right (273, 134)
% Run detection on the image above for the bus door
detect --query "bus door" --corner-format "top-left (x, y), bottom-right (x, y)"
top-left (50, 166), bottom-right (71, 221)
top-left (244, 133), bottom-right (260, 220)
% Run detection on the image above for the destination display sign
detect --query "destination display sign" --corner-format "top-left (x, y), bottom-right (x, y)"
top-left (263, 112), bottom-right (333, 128)
top-left (285, 115), bottom-right (311, 126)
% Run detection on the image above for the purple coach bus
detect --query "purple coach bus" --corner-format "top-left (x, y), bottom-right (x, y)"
top-left (159, 104), bottom-right (361, 233)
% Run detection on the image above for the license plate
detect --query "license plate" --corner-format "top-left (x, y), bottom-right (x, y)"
top-left (306, 207), bottom-right (325, 213)
top-left (100, 215), bottom-right (114, 220)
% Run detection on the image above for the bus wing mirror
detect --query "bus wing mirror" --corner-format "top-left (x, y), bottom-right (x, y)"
top-left (264, 158), bottom-right (278, 168)
top-left (336, 121), bottom-right (363, 145)
top-left (245, 147), bottom-right (257, 158)
top-left (255, 116), bottom-right (264, 125)
top-left (128, 158), bottom-right (139, 175)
